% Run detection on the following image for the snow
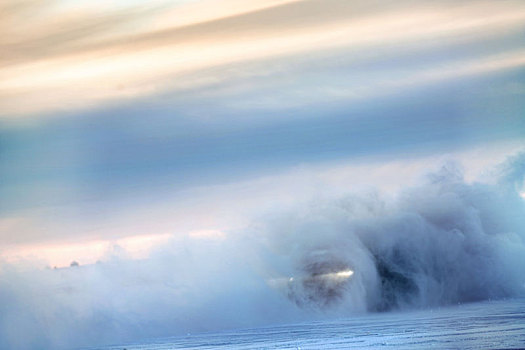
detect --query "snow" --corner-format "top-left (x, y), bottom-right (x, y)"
top-left (92, 298), bottom-right (525, 350)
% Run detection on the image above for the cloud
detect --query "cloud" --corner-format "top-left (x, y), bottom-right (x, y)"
top-left (0, 153), bottom-right (524, 349)
top-left (1, 0), bottom-right (525, 118)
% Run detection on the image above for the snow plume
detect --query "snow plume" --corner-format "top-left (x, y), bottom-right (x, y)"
top-left (260, 157), bottom-right (525, 312)
top-left (1, 154), bottom-right (525, 349)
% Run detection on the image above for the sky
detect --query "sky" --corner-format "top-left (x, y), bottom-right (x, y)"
top-left (0, 0), bottom-right (525, 348)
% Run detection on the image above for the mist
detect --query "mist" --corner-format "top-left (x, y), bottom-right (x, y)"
top-left (1, 154), bottom-right (524, 350)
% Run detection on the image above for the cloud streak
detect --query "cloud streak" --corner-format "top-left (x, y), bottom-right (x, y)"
top-left (1, 0), bottom-right (525, 117)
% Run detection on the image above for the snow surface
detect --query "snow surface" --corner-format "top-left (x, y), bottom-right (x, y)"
top-left (90, 298), bottom-right (525, 349)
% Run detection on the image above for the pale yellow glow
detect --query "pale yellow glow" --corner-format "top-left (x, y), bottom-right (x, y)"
top-left (0, 233), bottom-right (173, 268)
top-left (520, 192), bottom-right (525, 199)
top-left (0, 228), bottom-right (229, 267)
top-left (1, 0), bottom-right (525, 117)
top-left (5, 6), bottom-right (525, 91)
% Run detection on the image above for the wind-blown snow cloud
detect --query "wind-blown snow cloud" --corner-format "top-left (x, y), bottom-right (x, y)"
top-left (0, 153), bottom-right (524, 350)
